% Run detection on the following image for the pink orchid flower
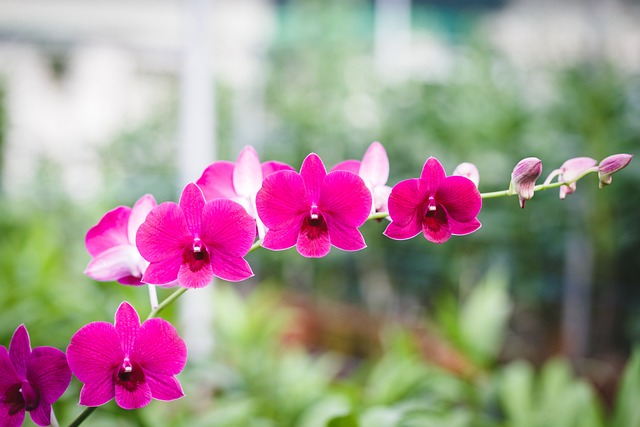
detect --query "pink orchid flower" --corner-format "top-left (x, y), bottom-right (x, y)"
top-left (136, 183), bottom-right (256, 288)
top-left (196, 146), bottom-right (294, 238)
top-left (84, 194), bottom-right (157, 285)
top-left (256, 152), bottom-right (372, 258)
top-left (66, 302), bottom-right (187, 410)
top-left (384, 157), bottom-right (482, 244)
top-left (598, 153), bottom-right (633, 188)
top-left (331, 141), bottom-right (392, 213)
top-left (0, 325), bottom-right (71, 427)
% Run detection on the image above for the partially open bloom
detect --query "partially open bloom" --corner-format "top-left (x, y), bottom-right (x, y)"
top-left (546, 157), bottom-right (598, 199)
top-left (66, 302), bottom-right (187, 410)
top-left (256, 153), bottom-right (372, 258)
top-left (0, 325), bottom-right (71, 427)
top-left (331, 141), bottom-right (392, 213)
top-left (196, 146), bottom-right (294, 238)
top-left (384, 157), bottom-right (481, 244)
top-left (136, 183), bottom-right (256, 288)
top-left (453, 162), bottom-right (480, 188)
top-left (598, 153), bottom-right (633, 188)
top-left (84, 194), bottom-right (157, 285)
top-left (509, 157), bottom-right (542, 208)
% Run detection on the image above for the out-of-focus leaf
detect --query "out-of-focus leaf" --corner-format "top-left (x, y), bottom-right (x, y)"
top-left (459, 266), bottom-right (512, 366)
top-left (498, 360), bottom-right (535, 427)
top-left (611, 348), bottom-right (640, 427)
top-left (299, 395), bottom-right (352, 427)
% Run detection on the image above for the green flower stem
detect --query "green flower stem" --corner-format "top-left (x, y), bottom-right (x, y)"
top-left (481, 166), bottom-right (599, 199)
top-left (146, 287), bottom-right (188, 320)
top-left (66, 406), bottom-right (97, 427)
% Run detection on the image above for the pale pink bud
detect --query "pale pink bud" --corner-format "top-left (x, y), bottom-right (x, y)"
top-left (598, 154), bottom-right (633, 188)
top-left (558, 157), bottom-right (597, 199)
top-left (453, 162), bottom-right (480, 187)
top-left (510, 157), bottom-right (542, 208)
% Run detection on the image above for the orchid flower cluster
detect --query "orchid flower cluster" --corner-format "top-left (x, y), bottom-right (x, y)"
top-left (1, 143), bottom-right (632, 427)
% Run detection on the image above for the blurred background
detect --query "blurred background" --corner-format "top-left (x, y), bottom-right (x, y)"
top-left (1, 0), bottom-right (639, 425)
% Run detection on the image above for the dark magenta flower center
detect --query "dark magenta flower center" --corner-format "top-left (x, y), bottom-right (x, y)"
top-left (4, 381), bottom-right (40, 415)
top-left (183, 238), bottom-right (211, 272)
top-left (304, 205), bottom-right (327, 239)
top-left (115, 358), bottom-right (145, 392)
top-left (423, 197), bottom-right (447, 234)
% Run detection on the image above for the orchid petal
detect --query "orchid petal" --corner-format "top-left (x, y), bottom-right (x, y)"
top-left (178, 261), bottom-right (214, 288)
top-left (261, 160), bottom-right (296, 177)
top-left (325, 218), bottom-right (366, 251)
top-left (209, 251), bottom-right (254, 282)
top-left (319, 171), bottom-right (371, 227)
top-left (136, 203), bottom-right (191, 262)
top-left (299, 153), bottom-right (327, 204)
top-left (257, 170), bottom-right (309, 230)
top-left (115, 302), bottom-right (141, 355)
top-left (383, 219), bottom-right (422, 240)
top-left (262, 223), bottom-right (303, 251)
top-left (422, 207), bottom-right (451, 244)
top-left (145, 373), bottom-right (184, 401)
top-left (387, 178), bottom-right (429, 228)
top-left (561, 157), bottom-right (597, 182)
top-left (233, 146), bottom-right (263, 198)
top-left (132, 318), bottom-right (187, 376)
top-left (359, 142), bottom-right (389, 187)
top-left (29, 401), bottom-right (52, 426)
top-left (26, 347), bottom-right (71, 407)
top-left (85, 206), bottom-right (131, 257)
top-left (436, 176), bottom-right (482, 223)
top-left (115, 380), bottom-right (152, 410)
top-left (297, 220), bottom-right (331, 258)
top-left (196, 161), bottom-right (237, 201)
top-left (78, 377), bottom-right (115, 407)
top-left (142, 253), bottom-right (183, 286)
top-left (201, 199), bottom-right (256, 257)
top-left (0, 401), bottom-right (24, 427)
top-left (9, 325), bottom-right (30, 378)
top-left (127, 194), bottom-right (157, 245)
top-left (84, 245), bottom-right (144, 282)
top-left (179, 183), bottom-right (205, 236)
top-left (0, 347), bottom-right (21, 390)
top-left (331, 159), bottom-right (361, 174)
top-left (420, 157), bottom-right (446, 195)
top-left (67, 322), bottom-right (123, 384)
top-left (373, 185), bottom-right (391, 212)
top-left (449, 216), bottom-right (482, 236)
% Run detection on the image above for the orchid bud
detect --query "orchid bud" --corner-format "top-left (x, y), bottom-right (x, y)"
top-left (510, 157), bottom-right (542, 208)
top-left (598, 154), bottom-right (633, 188)
top-left (557, 157), bottom-right (597, 199)
top-left (453, 162), bottom-right (480, 187)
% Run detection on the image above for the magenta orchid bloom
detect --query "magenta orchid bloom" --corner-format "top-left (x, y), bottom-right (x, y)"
top-left (66, 302), bottom-right (187, 410)
top-left (84, 194), bottom-right (157, 285)
top-left (331, 141), bottom-right (392, 213)
top-left (0, 325), bottom-right (71, 427)
top-left (136, 183), bottom-right (256, 288)
top-left (384, 157), bottom-right (482, 244)
top-left (196, 145), bottom-right (294, 238)
top-left (256, 153), bottom-right (372, 258)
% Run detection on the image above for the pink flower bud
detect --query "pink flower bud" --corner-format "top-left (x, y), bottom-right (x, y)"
top-left (510, 157), bottom-right (542, 208)
top-left (558, 157), bottom-right (597, 199)
top-left (598, 153), bottom-right (633, 188)
top-left (453, 162), bottom-right (480, 187)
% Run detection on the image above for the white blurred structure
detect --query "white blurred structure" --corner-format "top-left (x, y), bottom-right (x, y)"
top-left (0, 0), bottom-right (274, 200)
